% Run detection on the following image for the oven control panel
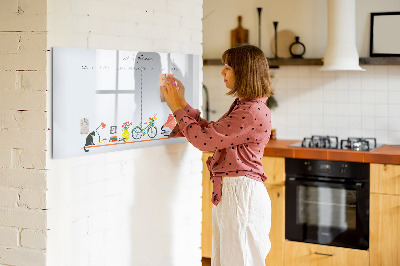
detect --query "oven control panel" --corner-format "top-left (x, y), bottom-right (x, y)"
top-left (286, 158), bottom-right (369, 180)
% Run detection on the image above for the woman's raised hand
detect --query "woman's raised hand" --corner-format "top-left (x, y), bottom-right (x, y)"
top-left (172, 77), bottom-right (187, 108)
top-left (161, 77), bottom-right (184, 113)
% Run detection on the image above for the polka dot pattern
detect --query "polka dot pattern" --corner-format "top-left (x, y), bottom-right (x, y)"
top-left (171, 97), bottom-right (272, 206)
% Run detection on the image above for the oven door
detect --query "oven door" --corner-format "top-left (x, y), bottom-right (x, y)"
top-left (285, 177), bottom-right (369, 250)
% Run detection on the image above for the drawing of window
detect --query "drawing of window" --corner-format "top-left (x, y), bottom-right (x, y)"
top-left (95, 50), bottom-right (137, 130)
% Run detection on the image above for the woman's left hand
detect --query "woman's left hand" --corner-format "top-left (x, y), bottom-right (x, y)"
top-left (161, 79), bottom-right (184, 113)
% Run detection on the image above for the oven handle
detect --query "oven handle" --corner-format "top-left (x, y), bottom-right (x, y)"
top-left (286, 177), bottom-right (364, 189)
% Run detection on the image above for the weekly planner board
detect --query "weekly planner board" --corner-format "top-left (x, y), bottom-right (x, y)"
top-left (52, 47), bottom-right (200, 159)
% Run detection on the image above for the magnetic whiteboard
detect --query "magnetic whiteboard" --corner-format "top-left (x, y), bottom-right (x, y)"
top-left (52, 47), bottom-right (200, 159)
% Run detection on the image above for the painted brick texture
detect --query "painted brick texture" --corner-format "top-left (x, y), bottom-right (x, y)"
top-left (0, 227), bottom-right (19, 247)
top-left (0, 0), bottom-right (48, 265)
top-left (0, 0), bottom-right (47, 32)
top-left (21, 229), bottom-right (47, 249)
top-left (0, 187), bottom-right (19, 208)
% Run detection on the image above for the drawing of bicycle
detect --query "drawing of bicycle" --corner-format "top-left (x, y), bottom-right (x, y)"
top-left (131, 115), bottom-right (158, 139)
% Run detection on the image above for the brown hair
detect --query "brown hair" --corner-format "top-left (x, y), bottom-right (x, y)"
top-left (221, 44), bottom-right (273, 99)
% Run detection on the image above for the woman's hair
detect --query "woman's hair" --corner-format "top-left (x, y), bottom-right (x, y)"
top-left (221, 44), bottom-right (273, 99)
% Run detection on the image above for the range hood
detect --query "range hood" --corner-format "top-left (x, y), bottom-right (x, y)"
top-left (320, 0), bottom-right (365, 71)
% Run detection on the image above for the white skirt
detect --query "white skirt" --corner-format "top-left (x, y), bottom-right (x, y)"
top-left (212, 176), bottom-right (271, 266)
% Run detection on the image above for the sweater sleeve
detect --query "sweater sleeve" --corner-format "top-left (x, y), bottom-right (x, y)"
top-left (172, 106), bottom-right (257, 152)
top-left (182, 103), bottom-right (210, 128)
top-left (169, 103), bottom-right (210, 138)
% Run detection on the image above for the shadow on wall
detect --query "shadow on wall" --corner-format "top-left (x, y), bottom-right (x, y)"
top-left (126, 51), bottom-right (200, 265)
top-left (129, 143), bottom-right (193, 265)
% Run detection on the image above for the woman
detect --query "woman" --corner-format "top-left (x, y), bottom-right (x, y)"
top-left (161, 44), bottom-right (273, 266)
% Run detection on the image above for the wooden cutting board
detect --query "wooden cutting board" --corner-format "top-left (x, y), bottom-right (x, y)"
top-left (231, 16), bottom-right (249, 48)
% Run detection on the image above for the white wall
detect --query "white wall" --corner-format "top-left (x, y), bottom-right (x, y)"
top-left (0, 0), bottom-right (48, 265)
top-left (204, 64), bottom-right (400, 144)
top-left (271, 65), bottom-right (400, 144)
top-left (203, 0), bottom-right (326, 59)
top-left (203, 0), bottom-right (400, 145)
top-left (203, 0), bottom-right (400, 58)
top-left (46, 0), bottom-right (203, 266)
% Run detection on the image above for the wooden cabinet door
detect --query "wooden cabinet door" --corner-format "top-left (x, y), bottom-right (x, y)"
top-left (370, 193), bottom-right (400, 266)
top-left (262, 157), bottom-right (285, 265)
top-left (370, 163), bottom-right (400, 195)
top-left (262, 156), bottom-right (285, 186)
top-left (202, 152), bottom-right (213, 258)
top-left (264, 184), bottom-right (285, 266)
top-left (284, 241), bottom-right (369, 266)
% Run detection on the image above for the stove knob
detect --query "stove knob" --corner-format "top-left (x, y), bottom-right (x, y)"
top-left (340, 164), bottom-right (347, 174)
top-left (305, 162), bottom-right (312, 171)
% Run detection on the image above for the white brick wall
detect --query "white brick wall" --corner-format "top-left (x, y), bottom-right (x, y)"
top-left (21, 229), bottom-right (47, 250)
top-left (0, 187), bottom-right (19, 208)
top-left (2, 0), bottom-right (203, 264)
top-left (0, 247), bottom-right (46, 266)
top-left (0, 227), bottom-right (19, 247)
top-left (0, 0), bottom-right (48, 265)
top-left (0, 169), bottom-right (47, 189)
top-left (46, 1), bottom-right (203, 266)
top-left (0, 208), bottom-right (46, 230)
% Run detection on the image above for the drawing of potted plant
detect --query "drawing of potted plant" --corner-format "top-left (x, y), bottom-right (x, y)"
top-left (121, 122), bottom-right (133, 142)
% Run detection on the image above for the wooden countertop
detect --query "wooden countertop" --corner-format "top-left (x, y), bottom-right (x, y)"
top-left (263, 139), bottom-right (400, 165)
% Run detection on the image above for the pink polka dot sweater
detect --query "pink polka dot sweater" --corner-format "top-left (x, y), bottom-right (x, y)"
top-left (170, 97), bottom-right (271, 206)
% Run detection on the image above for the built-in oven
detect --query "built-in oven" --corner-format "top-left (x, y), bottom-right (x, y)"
top-left (285, 158), bottom-right (370, 250)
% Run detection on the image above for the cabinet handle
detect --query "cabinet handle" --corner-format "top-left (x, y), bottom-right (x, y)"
top-left (314, 252), bottom-right (335, 257)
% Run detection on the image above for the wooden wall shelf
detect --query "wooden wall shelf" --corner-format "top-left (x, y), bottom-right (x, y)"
top-left (359, 57), bottom-right (400, 65)
top-left (203, 57), bottom-right (400, 67)
top-left (268, 58), bottom-right (323, 67)
top-left (203, 58), bottom-right (323, 67)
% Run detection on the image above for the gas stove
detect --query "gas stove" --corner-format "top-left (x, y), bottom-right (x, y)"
top-left (289, 135), bottom-right (381, 151)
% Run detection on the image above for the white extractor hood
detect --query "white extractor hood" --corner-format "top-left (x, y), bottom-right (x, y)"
top-left (320, 0), bottom-right (365, 71)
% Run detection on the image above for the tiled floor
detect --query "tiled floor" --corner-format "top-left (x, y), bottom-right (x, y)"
top-left (202, 257), bottom-right (211, 266)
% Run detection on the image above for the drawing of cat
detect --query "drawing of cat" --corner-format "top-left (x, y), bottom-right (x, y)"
top-left (83, 131), bottom-right (95, 152)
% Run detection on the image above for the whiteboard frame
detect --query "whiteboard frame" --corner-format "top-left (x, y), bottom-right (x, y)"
top-left (51, 47), bottom-right (201, 159)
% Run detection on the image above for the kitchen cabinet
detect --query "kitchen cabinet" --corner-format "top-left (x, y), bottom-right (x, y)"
top-left (201, 154), bottom-right (286, 266)
top-left (370, 163), bottom-right (400, 195)
top-left (264, 184), bottom-right (284, 265)
top-left (370, 193), bottom-right (400, 266)
top-left (261, 156), bottom-right (285, 266)
top-left (370, 163), bottom-right (400, 266)
top-left (202, 156), bottom-right (400, 265)
top-left (202, 152), bottom-right (213, 258)
top-left (261, 156), bottom-right (285, 186)
top-left (284, 241), bottom-right (369, 266)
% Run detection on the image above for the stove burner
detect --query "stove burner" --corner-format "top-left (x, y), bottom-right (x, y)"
top-left (296, 136), bottom-right (378, 151)
top-left (301, 135), bottom-right (339, 149)
top-left (340, 137), bottom-right (377, 151)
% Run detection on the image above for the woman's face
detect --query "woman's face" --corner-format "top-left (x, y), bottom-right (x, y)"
top-left (220, 64), bottom-right (235, 89)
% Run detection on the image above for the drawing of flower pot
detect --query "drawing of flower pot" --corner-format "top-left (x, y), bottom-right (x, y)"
top-left (121, 122), bottom-right (133, 142)
top-left (122, 129), bottom-right (130, 141)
